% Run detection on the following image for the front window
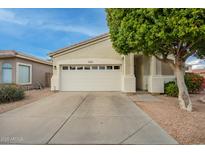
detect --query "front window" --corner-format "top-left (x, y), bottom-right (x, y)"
top-left (17, 63), bottom-right (32, 84)
top-left (2, 63), bottom-right (12, 83)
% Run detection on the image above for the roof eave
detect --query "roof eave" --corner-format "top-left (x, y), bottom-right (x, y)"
top-left (0, 50), bottom-right (52, 66)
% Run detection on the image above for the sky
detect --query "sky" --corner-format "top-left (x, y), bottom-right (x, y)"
top-left (0, 8), bottom-right (108, 59)
top-left (0, 8), bottom-right (204, 69)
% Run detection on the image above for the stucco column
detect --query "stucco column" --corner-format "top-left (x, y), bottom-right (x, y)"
top-left (123, 55), bottom-right (128, 75)
top-left (130, 53), bottom-right (134, 75)
top-left (56, 64), bottom-right (61, 90)
top-left (148, 56), bottom-right (165, 93)
top-left (122, 54), bottom-right (136, 92)
top-left (51, 64), bottom-right (60, 91)
top-left (150, 56), bottom-right (157, 75)
top-left (157, 60), bottom-right (162, 75)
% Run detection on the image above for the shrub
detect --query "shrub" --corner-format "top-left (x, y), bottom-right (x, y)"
top-left (164, 81), bottom-right (178, 97)
top-left (184, 73), bottom-right (204, 93)
top-left (164, 73), bottom-right (204, 97)
top-left (0, 85), bottom-right (25, 103)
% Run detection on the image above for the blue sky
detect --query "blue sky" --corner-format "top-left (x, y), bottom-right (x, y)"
top-left (0, 8), bottom-right (108, 59)
top-left (0, 8), bottom-right (204, 69)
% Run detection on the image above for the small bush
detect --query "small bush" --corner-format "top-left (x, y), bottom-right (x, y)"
top-left (184, 73), bottom-right (204, 93)
top-left (0, 85), bottom-right (25, 103)
top-left (164, 81), bottom-right (178, 97)
top-left (164, 73), bottom-right (204, 97)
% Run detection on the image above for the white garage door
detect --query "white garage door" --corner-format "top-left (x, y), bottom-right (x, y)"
top-left (60, 65), bottom-right (121, 91)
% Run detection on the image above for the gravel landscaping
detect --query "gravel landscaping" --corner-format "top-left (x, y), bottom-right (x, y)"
top-left (0, 88), bottom-right (54, 114)
top-left (129, 91), bottom-right (205, 144)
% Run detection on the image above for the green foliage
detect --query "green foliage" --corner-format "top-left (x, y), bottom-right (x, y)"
top-left (164, 81), bottom-right (178, 97)
top-left (185, 73), bottom-right (204, 93)
top-left (106, 9), bottom-right (205, 59)
top-left (0, 85), bottom-right (25, 103)
top-left (164, 73), bottom-right (204, 97)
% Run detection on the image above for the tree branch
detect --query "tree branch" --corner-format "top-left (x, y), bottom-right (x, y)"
top-left (182, 50), bottom-right (197, 60)
top-left (185, 38), bottom-right (202, 51)
top-left (176, 38), bottom-right (202, 61)
top-left (154, 54), bottom-right (175, 70)
top-left (176, 40), bottom-right (183, 59)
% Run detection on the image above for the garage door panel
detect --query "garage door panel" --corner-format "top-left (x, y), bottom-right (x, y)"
top-left (60, 66), bottom-right (121, 91)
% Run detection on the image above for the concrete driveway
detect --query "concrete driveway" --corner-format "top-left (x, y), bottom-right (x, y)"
top-left (0, 92), bottom-right (177, 144)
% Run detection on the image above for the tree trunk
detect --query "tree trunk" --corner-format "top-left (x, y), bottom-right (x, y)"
top-left (174, 64), bottom-right (192, 111)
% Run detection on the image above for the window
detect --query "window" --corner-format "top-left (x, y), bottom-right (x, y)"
top-left (62, 66), bottom-right (68, 70)
top-left (107, 66), bottom-right (113, 70)
top-left (92, 66), bottom-right (98, 70)
top-left (2, 63), bottom-right (12, 83)
top-left (99, 66), bottom-right (105, 70)
top-left (84, 66), bottom-right (90, 70)
top-left (77, 66), bottom-right (83, 70)
top-left (114, 66), bottom-right (120, 70)
top-left (17, 63), bottom-right (32, 84)
top-left (70, 66), bottom-right (76, 70)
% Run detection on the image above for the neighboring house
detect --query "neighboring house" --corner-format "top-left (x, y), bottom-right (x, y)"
top-left (0, 50), bottom-right (52, 89)
top-left (49, 33), bottom-right (175, 93)
top-left (187, 68), bottom-right (205, 89)
top-left (187, 67), bottom-right (205, 78)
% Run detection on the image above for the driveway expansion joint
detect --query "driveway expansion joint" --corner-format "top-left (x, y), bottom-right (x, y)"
top-left (46, 94), bottom-right (89, 144)
top-left (119, 119), bottom-right (152, 144)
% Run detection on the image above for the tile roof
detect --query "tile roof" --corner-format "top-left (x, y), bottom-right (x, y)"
top-left (0, 50), bottom-right (52, 66)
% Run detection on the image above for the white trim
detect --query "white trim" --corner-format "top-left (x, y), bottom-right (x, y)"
top-left (60, 65), bottom-right (121, 71)
top-left (60, 64), bottom-right (122, 91)
top-left (16, 62), bottom-right (32, 85)
top-left (57, 58), bottom-right (122, 65)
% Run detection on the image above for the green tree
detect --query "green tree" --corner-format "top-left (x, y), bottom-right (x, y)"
top-left (106, 8), bottom-right (205, 111)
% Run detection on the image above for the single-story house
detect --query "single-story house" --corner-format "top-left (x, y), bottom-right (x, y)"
top-left (0, 50), bottom-right (52, 89)
top-left (186, 68), bottom-right (205, 89)
top-left (49, 33), bottom-right (175, 93)
top-left (187, 67), bottom-right (205, 78)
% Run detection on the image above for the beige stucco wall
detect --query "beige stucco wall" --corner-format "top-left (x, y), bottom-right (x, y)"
top-left (0, 57), bottom-right (52, 87)
top-left (134, 55), bottom-right (151, 90)
top-left (148, 56), bottom-right (175, 93)
top-left (52, 39), bottom-right (136, 77)
top-left (156, 60), bottom-right (162, 75)
top-left (143, 56), bottom-right (151, 76)
top-left (124, 55), bottom-right (131, 75)
top-left (134, 55), bottom-right (175, 91)
top-left (134, 55), bottom-right (143, 90)
top-left (161, 61), bottom-right (174, 75)
top-left (52, 39), bottom-right (123, 75)
top-left (16, 58), bottom-right (52, 87)
top-left (53, 39), bottom-right (122, 63)
top-left (51, 36), bottom-right (175, 93)
top-left (51, 38), bottom-right (136, 92)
